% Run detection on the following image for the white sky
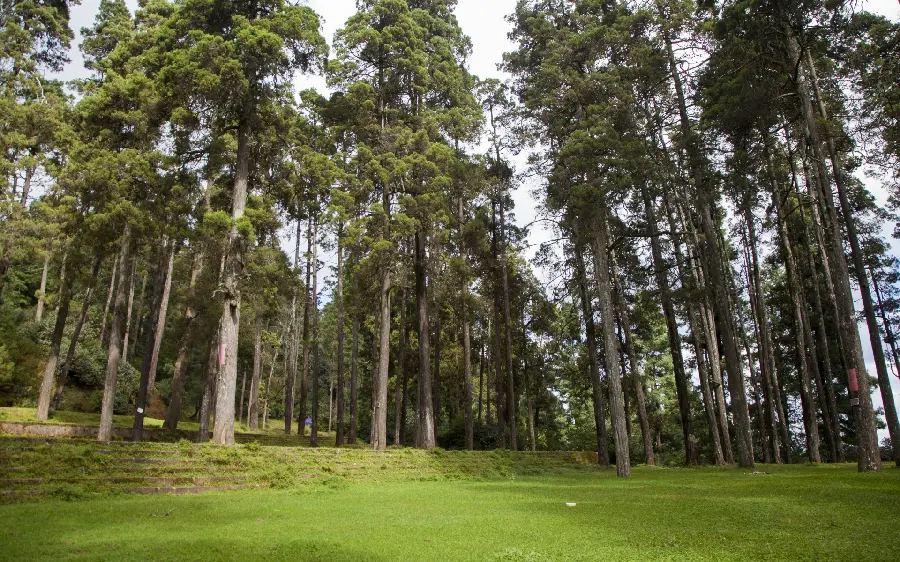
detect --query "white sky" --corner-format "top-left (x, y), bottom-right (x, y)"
top-left (55, 0), bottom-right (900, 441)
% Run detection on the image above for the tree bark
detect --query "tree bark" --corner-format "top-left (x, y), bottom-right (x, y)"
top-left (785, 25), bottom-right (881, 471)
top-left (121, 261), bottom-right (137, 364)
top-left (52, 257), bottom-right (103, 411)
top-left (35, 256), bottom-right (49, 323)
top-left (592, 210), bottom-right (631, 477)
top-left (196, 329), bottom-right (219, 443)
top-left (640, 182), bottom-right (697, 465)
top-left (415, 230), bottom-right (436, 449)
top-left (614, 276), bottom-right (655, 465)
top-left (395, 288), bottom-right (407, 446)
top-left (211, 101), bottom-right (253, 446)
top-left (147, 242), bottom-right (175, 390)
top-left (98, 227), bottom-right (132, 442)
top-left (163, 248), bottom-right (205, 432)
top-left (99, 256), bottom-right (118, 347)
top-left (248, 315), bottom-right (263, 430)
top-left (575, 245), bottom-right (610, 465)
top-left (35, 259), bottom-right (75, 420)
top-left (349, 316), bottom-right (359, 444)
top-left (309, 217), bottom-right (320, 447)
top-left (298, 216), bottom-right (314, 437)
top-left (335, 235), bottom-right (345, 446)
top-left (132, 242), bottom-right (170, 442)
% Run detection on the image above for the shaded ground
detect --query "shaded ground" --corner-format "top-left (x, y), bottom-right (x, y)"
top-left (1, 464), bottom-right (898, 561)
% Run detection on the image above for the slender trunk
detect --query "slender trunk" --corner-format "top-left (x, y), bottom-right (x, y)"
top-left (99, 257), bottom-right (118, 347)
top-left (477, 341), bottom-right (485, 424)
top-left (433, 301), bottom-right (442, 432)
top-left (284, 220), bottom-right (302, 434)
top-left (491, 200), bottom-right (506, 449)
top-left (299, 216), bottom-right (314, 437)
top-left (785, 26), bottom-right (880, 470)
top-left (53, 257), bottom-right (103, 411)
top-left (196, 329), bottom-right (219, 443)
top-left (163, 249), bottom-right (205, 431)
top-left (309, 218), bottom-right (320, 447)
top-left (335, 236), bottom-right (345, 446)
top-left (35, 256), bottom-right (49, 323)
top-left (373, 264), bottom-right (392, 450)
top-left (665, 23), bottom-right (753, 467)
top-left (132, 243), bottom-right (169, 441)
top-left (238, 370), bottom-right (246, 425)
top-left (35, 260), bottom-right (75, 420)
top-left (147, 243), bottom-right (175, 390)
top-left (249, 315), bottom-right (263, 430)
top-left (575, 245), bottom-right (610, 465)
top-left (640, 182), bottom-right (697, 464)
top-left (743, 211), bottom-right (784, 463)
top-left (614, 276), bottom-right (655, 465)
top-left (664, 191), bottom-right (726, 464)
top-left (871, 269), bottom-right (900, 399)
top-left (592, 211), bottom-right (631, 477)
top-left (395, 288), bottom-right (407, 445)
top-left (499, 190), bottom-right (517, 451)
top-left (415, 230), bottom-right (436, 449)
top-left (262, 347), bottom-right (278, 430)
top-left (121, 261), bottom-right (137, 364)
top-left (349, 316), bottom-right (359, 444)
top-left (98, 227), bottom-right (132, 442)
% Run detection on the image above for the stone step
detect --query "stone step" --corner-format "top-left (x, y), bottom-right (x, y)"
top-left (0, 475), bottom-right (248, 487)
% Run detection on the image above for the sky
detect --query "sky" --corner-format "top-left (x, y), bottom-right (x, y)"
top-left (54, 0), bottom-right (900, 439)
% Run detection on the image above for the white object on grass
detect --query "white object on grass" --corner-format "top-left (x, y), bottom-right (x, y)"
top-left (566, 503), bottom-right (576, 507)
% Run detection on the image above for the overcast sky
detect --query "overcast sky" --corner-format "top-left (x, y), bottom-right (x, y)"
top-left (55, 0), bottom-right (900, 436)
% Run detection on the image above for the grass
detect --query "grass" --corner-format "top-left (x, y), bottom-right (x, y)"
top-left (1, 463), bottom-right (898, 561)
top-left (0, 407), bottom-right (290, 436)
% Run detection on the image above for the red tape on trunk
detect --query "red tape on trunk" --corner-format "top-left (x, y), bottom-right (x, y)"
top-left (848, 368), bottom-right (859, 393)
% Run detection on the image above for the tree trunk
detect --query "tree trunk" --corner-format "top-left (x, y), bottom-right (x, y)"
top-left (335, 236), bottom-right (345, 446)
top-left (298, 216), bottom-right (314, 437)
top-left (742, 211), bottom-right (784, 463)
top-left (395, 288), bottom-right (407, 445)
top-left (785, 26), bottom-right (881, 471)
top-left (53, 257), bottom-right (103, 411)
top-left (664, 23), bottom-right (753, 467)
top-left (262, 346), bottom-right (278, 430)
top-left (499, 190), bottom-right (517, 451)
top-left (284, 232), bottom-right (301, 434)
top-left (592, 211), bottom-right (631, 477)
top-left (640, 182), bottom-right (697, 465)
top-left (309, 217), bottom-right (320, 447)
top-left (614, 276), bottom-right (655, 465)
top-left (98, 227), bottom-right (132, 442)
top-left (249, 315), bottom-right (263, 430)
top-left (238, 370), bottom-right (246, 425)
top-left (415, 230), bottom-right (436, 449)
top-left (35, 256), bottom-right (49, 323)
top-left (163, 248), bottom-right (205, 432)
top-left (35, 259), bottom-right (75, 420)
top-left (575, 245), bottom-right (610, 465)
top-left (147, 242), bottom-right (175, 390)
top-left (491, 201), bottom-right (506, 449)
top-left (478, 341), bottom-right (485, 424)
top-left (132, 243), bottom-right (170, 441)
top-left (196, 329), bottom-right (219, 443)
top-left (349, 316), bottom-right (359, 444)
top-left (211, 105), bottom-right (252, 445)
top-left (433, 300), bottom-right (442, 433)
top-left (121, 261), bottom-right (137, 364)
top-left (99, 256), bottom-right (118, 347)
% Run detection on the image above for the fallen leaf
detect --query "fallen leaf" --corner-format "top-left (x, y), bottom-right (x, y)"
top-left (256, 518), bottom-right (265, 523)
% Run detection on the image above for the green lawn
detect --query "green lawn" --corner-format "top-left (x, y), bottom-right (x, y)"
top-left (2, 464), bottom-right (898, 561)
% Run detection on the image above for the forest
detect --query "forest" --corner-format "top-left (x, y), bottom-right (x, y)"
top-left (2, 0), bottom-right (900, 486)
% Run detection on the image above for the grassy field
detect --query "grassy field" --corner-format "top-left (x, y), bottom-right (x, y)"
top-left (2, 463), bottom-right (898, 561)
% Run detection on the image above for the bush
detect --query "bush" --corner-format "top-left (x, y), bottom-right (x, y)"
top-left (438, 418), bottom-right (499, 450)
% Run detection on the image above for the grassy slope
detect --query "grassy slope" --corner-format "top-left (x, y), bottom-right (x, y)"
top-left (0, 407), bottom-right (288, 436)
top-left (2, 464), bottom-right (898, 561)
